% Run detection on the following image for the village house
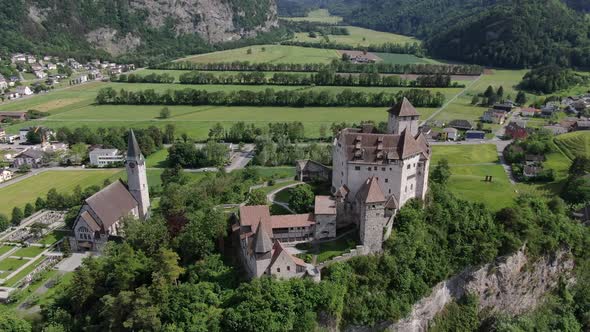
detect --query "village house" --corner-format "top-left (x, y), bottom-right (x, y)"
top-left (575, 120), bottom-right (590, 131)
top-left (0, 111), bottom-right (27, 122)
top-left (523, 165), bottom-right (543, 178)
top-left (520, 107), bottom-right (540, 117)
top-left (493, 103), bottom-right (514, 113)
top-left (0, 169), bottom-right (13, 183)
top-left (448, 119), bottom-right (473, 131)
top-left (13, 149), bottom-right (44, 168)
top-left (482, 109), bottom-right (507, 124)
top-left (465, 130), bottom-right (485, 140)
top-left (16, 86), bottom-right (33, 96)
top-left (11, 54), bottom-right (27, 64)
top-left (70, 131), bottom-right (151, 251)
top-left (89, 148), bottom-right (124, 167)
top-left (442, 127), bottom-right (459, 141)
top-left (525, 154), bottom-right (545, 165)
top-left (541, 105), bottom-right (558, 118)
top-left (34, 71), bottom-right (47, 79)
top-left (543, 125), bottom-right (569, 135)
top-left (505, 122), bottom-right (528, 140)
top-left (4, 92), bottom-right (20, 100)
top-left (0, 75), bottom-right (7, 90)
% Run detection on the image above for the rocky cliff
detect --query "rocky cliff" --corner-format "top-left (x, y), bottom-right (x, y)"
top-left (18, 0), bottom-right (278, 56)
top-left (343, 247), bottom-right (574, 332)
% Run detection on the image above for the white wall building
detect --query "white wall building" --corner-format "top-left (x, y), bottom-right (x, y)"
top-left (89, 148), bottom-right (124, 167)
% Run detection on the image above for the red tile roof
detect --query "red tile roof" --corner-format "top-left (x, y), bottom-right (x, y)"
top-left (388, 97), bottom-right (420, 117)
top-left (356, 177), bottom-right (386, 203)
top-left (314, 196), bottom-right (337, 215)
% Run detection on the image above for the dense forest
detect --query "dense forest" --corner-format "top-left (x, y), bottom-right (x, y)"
top-left (281, 0), bottom-right (590, 68)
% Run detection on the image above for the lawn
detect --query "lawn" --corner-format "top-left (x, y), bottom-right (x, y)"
top-left (12, 246), bottom-right (45, 258)
top-left (0, 246), bottom-right (14, 256)
top-left (431, 144), bottom-right (499, 165)
top-left (291, 26), bottom-right (419, 46)
top-left (444, 165), bottom-right (516, 211)
top-left (146, 148), bottom-right (169, 168)
top-left (245, 166), bottom-right (296, 180)
top-left (179, 45), bottom-right (340, 64)
top-left (281, 9), bottom-right (343, 24)
top-left (261, 181), bottom-right (300, 195)
top-left (0, 258), bottom-right (28, 276)
top-left (316, 232), bottom-right (358, 263)
top-left (554, 131), bottom-right (590, 159)
top-left (38, 231), bottom-right (67, 246)
top-left (0, 170), bottom-right (121, 216)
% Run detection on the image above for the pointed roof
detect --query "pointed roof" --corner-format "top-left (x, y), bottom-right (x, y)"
top-left (269, 241), bottom-right (306, 268)
top-left (385, 195), bottom-right (399, 210)
top-left (356, 177), bottom-right (386, 204)
top-left (400, 129), bottom-right (423, 159)
top-left (127, 130), bottom-right (142, 159)
top-left (388, 97), bottom-right (420, 117)
top-left (335, 184), bottom-right (350, 198)
top-left (254, 220), bottom-right (273, 253)
top-left (85, 180), bottom-right (138, 229)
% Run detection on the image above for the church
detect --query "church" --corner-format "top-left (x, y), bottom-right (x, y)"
top-left (71, 130), bottom-right (150, 251)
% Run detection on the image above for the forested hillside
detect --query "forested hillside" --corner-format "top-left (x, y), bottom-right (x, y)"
top-left (281, 0), bottom-right (590, 68)
top-left (0, 0), bottom-right (281, 65)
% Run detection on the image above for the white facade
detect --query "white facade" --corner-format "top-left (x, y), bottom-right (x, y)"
top-left (16, 86), bottom-right (33, 96)
top-left (0, 170), bottom-right (13, 183)
top-left (89, 149), bottom-right (124, 167)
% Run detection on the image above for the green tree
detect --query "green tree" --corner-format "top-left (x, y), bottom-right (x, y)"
top-left (484, 85), bottom-right (495, 98)
top-left (160, 107), bottom-right (171, 119)
top-left (569, 156), bottom-right (590, 177)
top-left (18, 164), bottom-right (31, 173)
top-left (173, 209), bottom-right (227, 264)
top-left (497, 85), bottom-right (504, 99)
top-left (123, 216), bottom-right (170, 256)
top-left (35, 197), bottom-right (46, 210)
top-left (289, 184), bottom-right (314, 213)
top-left (470, 95), bottom-right (480, 105)
top-left (26, 128), bottom-right (43, 144)
top-left (431, 159), bottom-right (452, 184)
top-left (246, 189), bottom-right (267, 206)
top-left (0, 214), bottom-right (10, 232)
top-left (11, 207), bottom-right (23, 225)
top-left (516, 91), bottom-right (527, 105)
top-left (0, 313), bottom-right (32, 332)
top-left (24, 202), bottom-right (35, 217)
top-left (69, 143), bottom-right (88, 164)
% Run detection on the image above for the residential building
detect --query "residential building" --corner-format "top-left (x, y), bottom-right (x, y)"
top-left (525, 154), bottom-right (545, 165)
top-left (541, 105), bottom-right (557, 118)
top-left (493, 103), bottom-right (514, 113)
top-left (4, 92), bottom-right (20, 100)
top-left (34, 71), bottom-right (47, 79)
top-left (505, 122), bottom-right (528, 140)
top-left (523, 165), bottom-right (543, 178)
top-left (71, 131), bottom-right (151, 251)
top-left (0, 169), bottom-right (12, 183)
top-left (575, 120), bottom-right (590, 131)
top-left (520, 107), bottom-right (540, 117)
top-left (13, 149), bottom-right (44, 168)
top-left (482, 109), bottom-right (507, 124)
top-left (0, 111), bottom-right (27, 122)
top-left (0, 128), bottom-right (5, 141)
top-left (448, 119), bottom-right (473, 130)
top-left (442, 127), bottom-right (459, 141)
top-left (89, 148), bottom-right (124, 167)
top-left (544, 125), bottom-right (569, 135)
top-left (0, 75), bottom-right (7, 90)
top-left (46, 63), bottom-right (57, 70)
top-left (16, 86), bottom-right (33, 96)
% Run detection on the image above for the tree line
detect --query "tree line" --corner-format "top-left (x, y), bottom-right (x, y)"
top-left (151, 60), bottom-right (483, 76)
top-left (96, 87), bottom-right (446, 108)
top-left (519, 65), bottom-right (587, 94)
top-left (281, 40), bottom-right (425, 56)
top-left (112, 73), bottom-right (175, 84)
top-left (173, 70), bottom-right (460, 88)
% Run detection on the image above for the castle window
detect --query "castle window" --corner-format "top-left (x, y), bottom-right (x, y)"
top-left (405, 186), bottom-right (407, 193)
top-left (287, 266), bottom-right (291, 271)
top-left (411, 184), bottom-right (414, 190)
top-left (277, 268), bottom-right (281, 272)
top-left (355, 166), bottom-right (360, 171)
top-left (407, 164), bottom-right (411, 170)
top-left (374, 166), bottom-right (377, 170)
top-left (390, 168), bottom-right (393, 171)
top-left (385, 178), bottom-right (389, 183)
top-left (367, 167), bottom-right (371, 171)
top-left (381, 167), bottom-right (385, 171)
top-left (389, 189), bottom-right (391, 194)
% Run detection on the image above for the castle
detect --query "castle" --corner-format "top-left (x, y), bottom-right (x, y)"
top-left (71, 130), bottom-right (150, 251)
top-left (235, 98), bottom-right (431, 279)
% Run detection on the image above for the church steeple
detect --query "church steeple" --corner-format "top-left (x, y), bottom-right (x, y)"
top-left (126, 130), bottom-right (150, 220)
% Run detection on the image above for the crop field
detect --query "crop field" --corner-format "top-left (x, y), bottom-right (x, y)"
top-left (179, 45), bottom-right (340, 64)
top-left (375, 53), bottom-right (441, 65)
top-left (0, 170), bottom-right (121, 216)
top-left (431, 144), bottom-right (499, 165)
top-left (291, 26), bottom-right (419, 46)
top-left (554, 131), bottom-right (590, 159)
top-left (281, 9), bottom-right (343, 24)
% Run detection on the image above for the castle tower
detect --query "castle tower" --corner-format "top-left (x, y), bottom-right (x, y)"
top-left (356, 177), bottom-right (389, 253)
top-left (126, 130), bottom-right (150, 220)
top-left (387, 97), bottom-right (420, 136)
top-left (253, 220), bottom-right (273, 277)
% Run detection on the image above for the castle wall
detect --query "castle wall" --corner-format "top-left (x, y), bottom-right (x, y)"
top-left (415, 159), bottom-right (430, 201)
top-left (315, 214), bottom-right (337, 239)
top-left (344, 162), bottom-right (404, 200)
top-left (359, 202), bottom-right (388, 253)
top-left (388, 115), bottom-right (419, 136)
top-left (399, 155), bottom-right (421, 206)
top-left (269, 253), bottom-right (307, 280)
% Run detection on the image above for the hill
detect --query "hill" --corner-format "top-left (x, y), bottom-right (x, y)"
top-left (0, 0), bottom-right (280, 64)
top-left (282, 0), bottom-right (590, 68)
top-left (555, 131), bottom-right (590, 159)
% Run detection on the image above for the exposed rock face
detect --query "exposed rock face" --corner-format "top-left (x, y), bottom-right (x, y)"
top-left (85, 28), bottom-right (142, 56)
top-left (344, 247), bottom-right (574, 332)
top-left (129, 0), bottom-right (278, 43)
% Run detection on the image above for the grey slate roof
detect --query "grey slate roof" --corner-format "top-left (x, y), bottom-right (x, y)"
top-left (85, 180), bottom-right (138, 230)
top-left (388, 97), bottom-right (420, 117)
top-left (127, 130), bottom-right (143, 159)
top-left (254, 220), bottom-right (273, 253)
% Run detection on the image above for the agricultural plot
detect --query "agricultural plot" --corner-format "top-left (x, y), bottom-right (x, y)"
top-left (291, 26), bottom-right (419, 46)
top-left (375, 53), bottom-right (440, 65)
top-left (179, 45), bottom-right (340, 64)
top-left (554, 131), bottom-right (590, 159)
top-left (281, 9), bottom-right (343, 24)
top-left (431, 144), bottom-right (499, 165)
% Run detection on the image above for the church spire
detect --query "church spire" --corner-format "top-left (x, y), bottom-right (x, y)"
top-left (127, 129), bottom-right (142, 160)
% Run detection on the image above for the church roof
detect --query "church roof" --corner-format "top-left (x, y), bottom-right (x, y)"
top-left (253, 220), bottom-right (273, 253)
top-left (85, 180), bottom-right (138, 230)
top-left (356, 177), bottom-right (386, 203)
top-left (127, 130), bottom-right (143, 159)
top-left (387, 97), bottom-right (420, 117)
top-left (80, 211), bottom-right (101, 232)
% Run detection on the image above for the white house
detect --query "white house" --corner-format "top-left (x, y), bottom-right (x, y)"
top-left (442, 127), bottom-right (459, 141)
top-left (0, 169), bottom-right (13, 183)
top-left (89, 148), bottom-right (124, 167)
top-left (16, 86), bottom-right (33, 96)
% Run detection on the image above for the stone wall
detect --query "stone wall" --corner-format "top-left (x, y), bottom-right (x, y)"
top-left (343, 246), bottom-right (574, 332)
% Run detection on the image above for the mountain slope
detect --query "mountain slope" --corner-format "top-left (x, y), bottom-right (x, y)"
top-left (1, 0), bottom-right (279, 62)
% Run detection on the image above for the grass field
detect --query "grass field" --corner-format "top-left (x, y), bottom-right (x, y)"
top-left (146, 149), bottom-right (169, 168)
top-left (445, 165), bottom-right (516, 211)
top-left (0, 170), bottom-right (121, 216)
top-left (179, 45), bottom-right (340, 64)
top-left (4, 256), bottom-right (44, 287)
top-left (0, 246), bottom-right (14, 256)
top-left (0, 258), bottom-right (27, 275)
top-left (431, 144), bottom-right (499, 165)
top-left (291, 26), bottom-right (419, 47)
top-left (554, 131), bottom-right (590, 159)
top-left (12, 246), bottom-right (44, 258)
top-left (38, 231), bottom-right (66, 246)
top-left (281, 9), bottom-right (343, 24)
top-left (376, 53), bottom-right (441, 65)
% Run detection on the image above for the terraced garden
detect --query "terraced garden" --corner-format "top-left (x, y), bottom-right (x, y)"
top-left (555, 131), bottom-right (590, 159)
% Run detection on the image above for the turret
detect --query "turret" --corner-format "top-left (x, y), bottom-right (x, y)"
top-left (126, 130), bottom-right (150, 220)
top-left (387, 97), bottom-right (420, 136)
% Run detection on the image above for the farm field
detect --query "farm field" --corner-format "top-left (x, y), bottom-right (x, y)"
top-left (554, 131), bottom-right (590, 159)
top-left (7, 105), bottom-right (438, 140)
top-left (0, 170), bottom-right (121, 216)
top-left (375, 53), bottom-right (441, 65)
top-left (179, 45), bottom-right (340, 64)
top-left (281, 9), bottom-right (343, 24)
top-left (291, 26), bottom-right (419, 46)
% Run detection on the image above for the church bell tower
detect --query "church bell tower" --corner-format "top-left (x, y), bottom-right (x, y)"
top-left (126, 130), bottom-right (150, 220)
